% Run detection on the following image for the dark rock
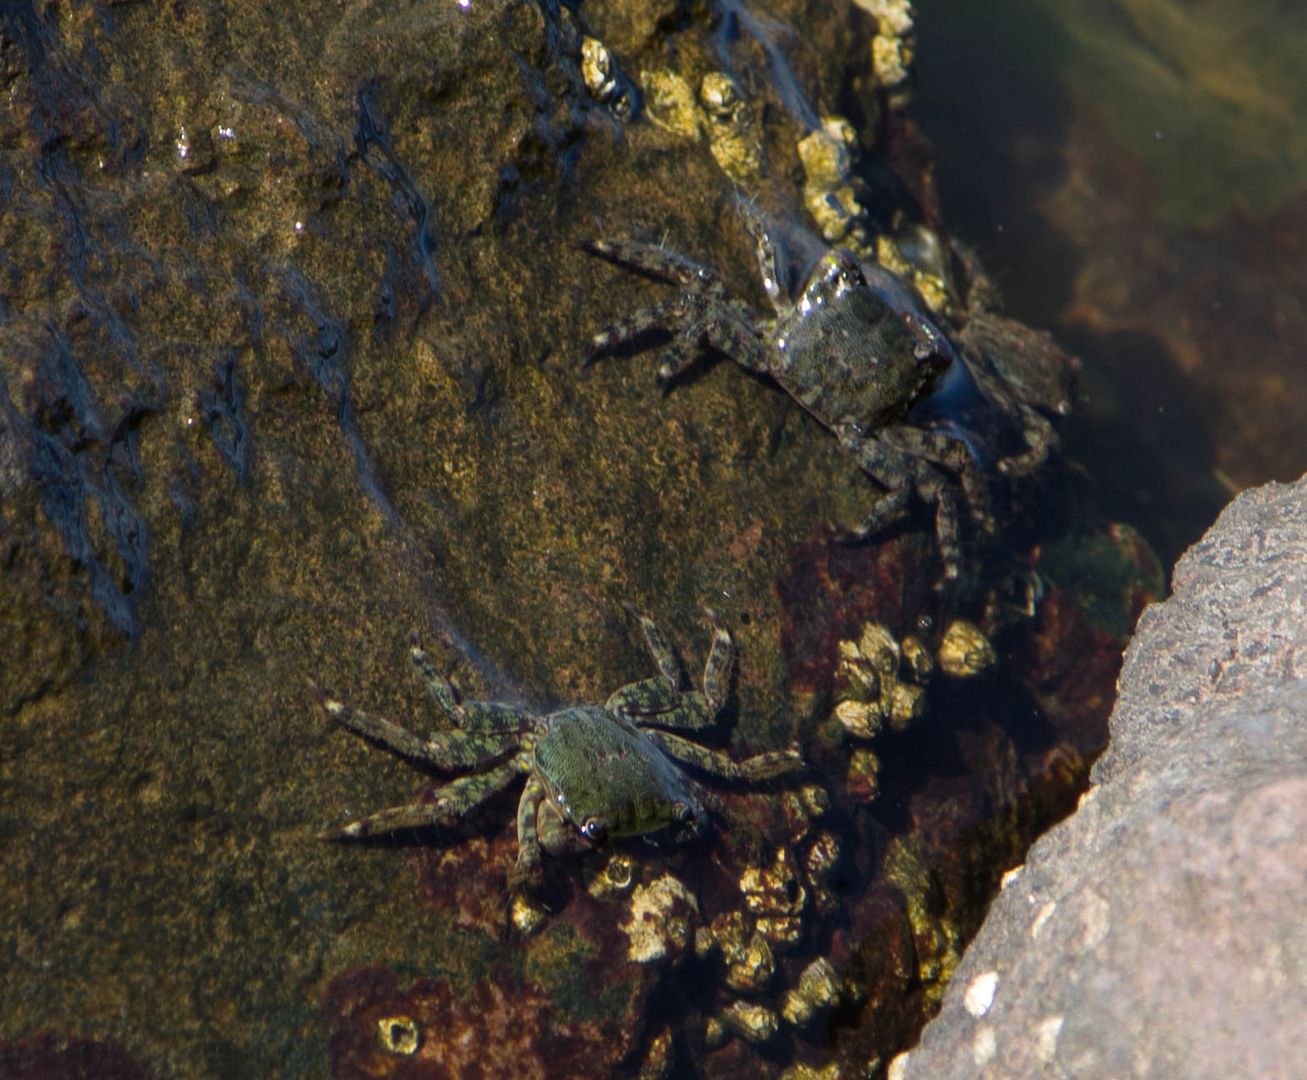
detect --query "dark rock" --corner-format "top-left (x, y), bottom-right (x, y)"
top-left (896, 474), bottom-right (1307, 1079)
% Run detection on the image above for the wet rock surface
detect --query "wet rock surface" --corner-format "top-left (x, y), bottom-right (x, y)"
top-left (1, 1), bottom-right (1156, 1076)
top-left (896, 475), bottom-right (1307, 1079)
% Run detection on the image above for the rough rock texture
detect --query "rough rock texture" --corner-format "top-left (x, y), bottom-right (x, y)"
top-left (895, 474), bottom-right (1307, 1079)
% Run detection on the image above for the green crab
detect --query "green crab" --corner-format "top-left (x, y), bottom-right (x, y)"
top-left (316, 614), bottom-right (804, 887)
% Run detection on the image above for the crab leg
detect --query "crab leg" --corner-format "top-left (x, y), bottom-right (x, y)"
top-left (589, 294), bottom-right (721, 387)
top-left (633, 612), bottom-right (686, 689)
top-left (932, 490), bottom-right (962, 582)
top-left (844, 482), bottom-right (911, 540)
top-left (324, 757), bottom-right (526, 840)
top-left (609, 613), bottom-right (736, 730)
top-left (699, 311), bottom-right (775, 378)
top-left (836, 426), bottom-right (964, 581)
top-left (585, 298), bottom-right (683, 361)
top-left (652, 322), bottom-right (711, 385)
top-left (996, 405), bottom-right (1057, 476)
top-left (647, 730), bottom-right (804, 782)
top-left (686, 777), bottom-right (724, 822)
top-left (738, 202), bottom-right (788, 310)
top-left (605, 677), bottom-right (692, 720)
top-left (408, 641), bottom-right (533, 734)
top-left (699, 612), bottom-right (735, 716)
top-left (882, 426), bottom-right (990, 527)
top-left (584, 238), bottom-right (729, 292)
top-left (315, 687), bottom-right (521, 770)
top-left (509, 774), bottom-right (547, 888)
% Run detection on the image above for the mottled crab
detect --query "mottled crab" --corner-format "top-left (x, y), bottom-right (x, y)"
top-left (315, 614), bottom-right (803, 887)
top-left (585, 210), bottom-right (1075, 580)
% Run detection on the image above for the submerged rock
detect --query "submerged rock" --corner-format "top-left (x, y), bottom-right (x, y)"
top-left (0, 0), bottom-right (1142, 1074)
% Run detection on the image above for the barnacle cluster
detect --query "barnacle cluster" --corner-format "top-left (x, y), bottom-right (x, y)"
top-left (580, 36), bottom-right (638, 120)
top-left (883, 836), bottom-right (964, 1011)
top-left (698, 72), bottom-right (764, 182)
top-left (696, 910), bottom-right (776, 993)
top-left (621, 873), bottom-right (700, 964)
top-left (740, 847), bottom-right (809, 950)
top-left (795, 113), bottom-right (952, 317)
top-left (797, 117), bottom-right (871, 249)
top-left (832, 619), bottom-right (996, 802)
top-left (854, 0), bottom-right (918, 100)
top-left (834, 622), bottom-right (931, 742)
top-left (640, 67), bottom-right (765, 184)
top-left (688, 789), bottom-right (846, 1047)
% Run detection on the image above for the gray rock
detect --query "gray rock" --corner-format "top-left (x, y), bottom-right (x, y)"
top-left (895, 474), bottom-right (1307, 1080)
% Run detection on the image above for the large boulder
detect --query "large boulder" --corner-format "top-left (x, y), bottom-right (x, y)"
top-left (895, 474), bottom-right (1307, 1078)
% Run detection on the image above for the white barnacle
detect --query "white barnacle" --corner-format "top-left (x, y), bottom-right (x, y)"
top-left (1030, 899), bottom-right (1056, 940)
top-left (1035, 1014), bottom-right (1064, 1064)
top-left (963, 970), bottom-right (998, 1018)
top-left (621, 874), bottom-right (698, 964)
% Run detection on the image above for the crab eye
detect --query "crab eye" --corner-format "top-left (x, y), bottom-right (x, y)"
top-left (580, 817), bottom-right (609, 843)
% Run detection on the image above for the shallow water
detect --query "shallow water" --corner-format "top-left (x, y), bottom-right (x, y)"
top-left (0, 2), bottom-right (1300, 1077)
top-left (916, 0), bottom-right (1307, 564)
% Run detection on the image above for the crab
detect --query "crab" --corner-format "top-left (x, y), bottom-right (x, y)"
top-left (315, 614), bottom-right (804, 888)
top-left (584, 211), bottom-right (1071, 581)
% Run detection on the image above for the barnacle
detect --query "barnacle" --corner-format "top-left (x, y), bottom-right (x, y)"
top-left (781, 957), bottom-right (842, 1026)
top-left (695, 910), bottom-right (776, 993)
top-left (834, 622), bottom-right (928, 741)
top-left (622, 874), bottom-right (699, 964)
top-left (938, 619), bottom-right (998, 677)
top-left (699, 72), bottom-right (763, 183)
top-left (719, 1000), bottom-right (780, 1044)
top-left (740, 848), bottom-right (807, 950)
top-left (376, 1015), bottom-right (421, 1055)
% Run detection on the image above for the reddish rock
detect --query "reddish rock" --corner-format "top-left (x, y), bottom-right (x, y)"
top-left (0, 1037), bottom-right (154, 1080)
top-left (325, 963), bottom-right (643, 1080)
top-left (775, 530), bottom-right (938, 698)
